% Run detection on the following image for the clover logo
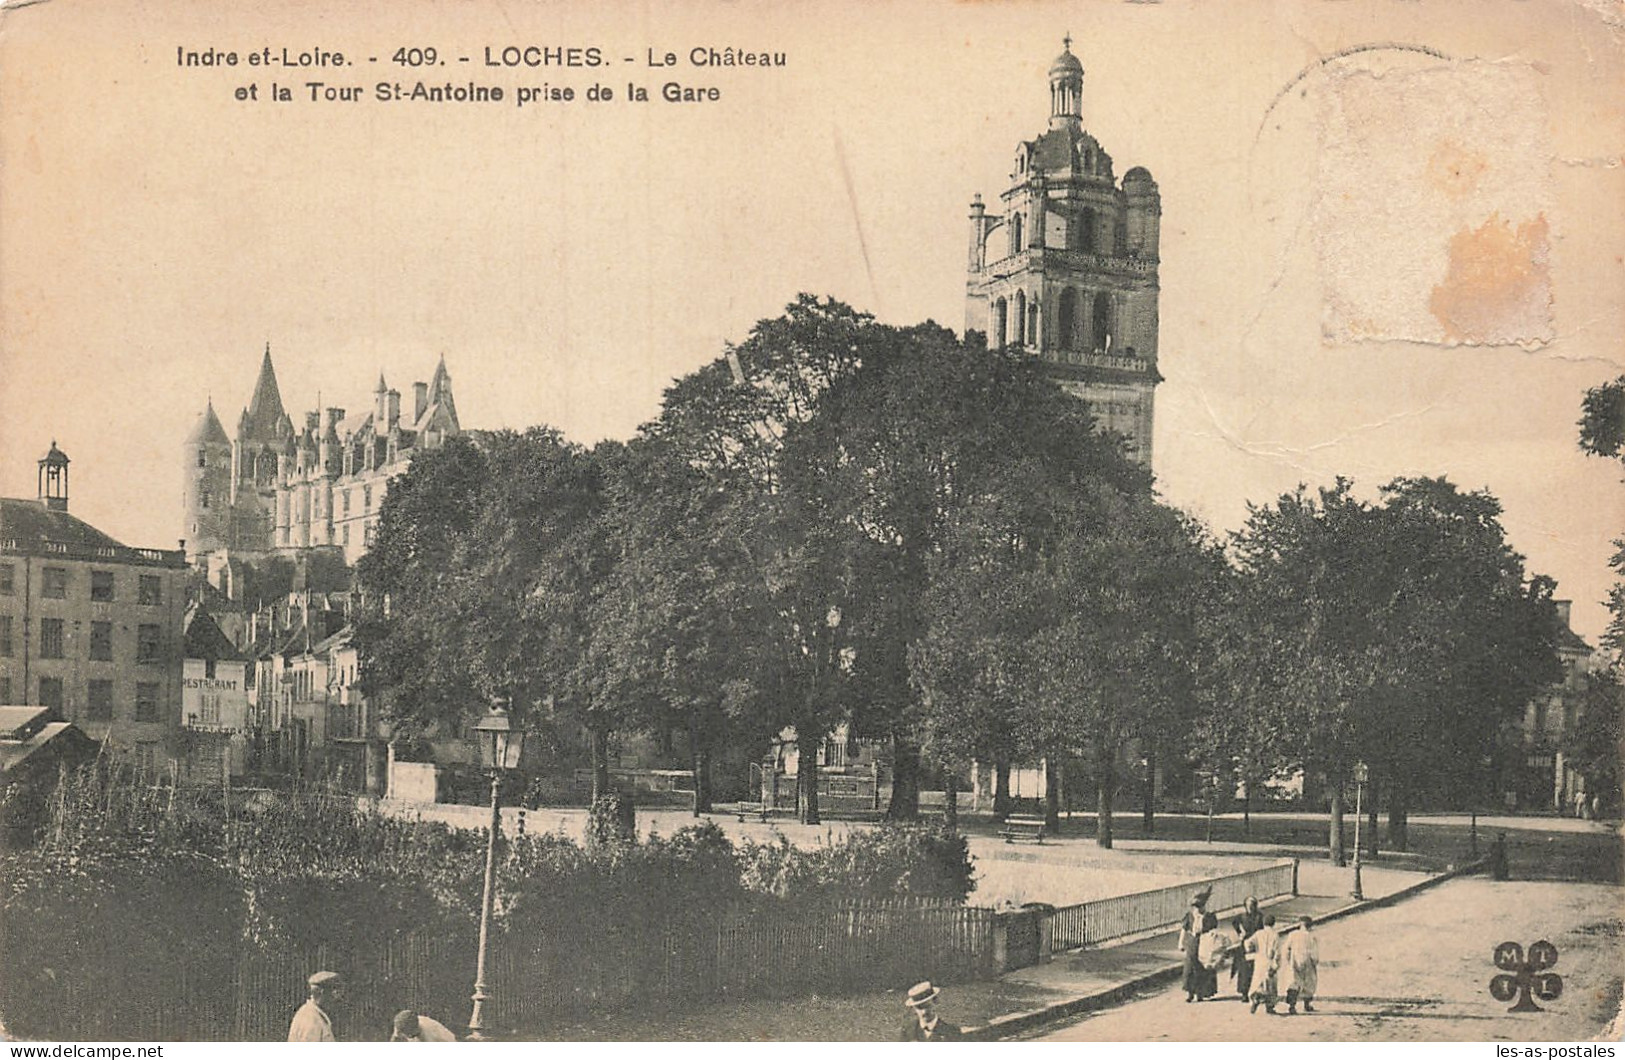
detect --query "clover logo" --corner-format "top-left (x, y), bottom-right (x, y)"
top-left (1490, 940), bottom-right (1562, 1012)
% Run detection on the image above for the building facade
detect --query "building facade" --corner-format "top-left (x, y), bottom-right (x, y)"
top-left (178, 610), bottom-right (251, 784)
top-left (965, 39), bottom-right (1162, 466)
top-left (0, 445), bottom-right (189, 773)
top-left (184, 346), bottom-right (462, 569)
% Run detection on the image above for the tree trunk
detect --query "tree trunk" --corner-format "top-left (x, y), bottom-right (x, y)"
top-left (1329, 787), bottom-right (1346, 867)
top-left (944, 771), bottom-right (959, 834)
top-left (1142, 745), bottom-right (1156, 836)
top-left (797, 730), bottom-right (821, 825)
top-left (1388, 784), bottom-right (1409, 852)
top-left (1044, 758), bottom-right (1061, 832)
top-left (590, 726), bottom-right (610, 802)
top-left (1365, 775), bottom-right (1380, 858)
top-left (887, 734), bottom-right (921, 820)
top-left (993, 759), bottom-right (1012, 821)
top-left (690, 741), bottom-right (713, 817)
top-left (1096, 746), bottom-right (1115, 849)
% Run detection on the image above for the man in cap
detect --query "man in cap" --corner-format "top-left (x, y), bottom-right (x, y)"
top-left (898, 980), bottom-right (961, 1041)
top-left (288, 971), bottom-right (341, 1042)
top-left (391, 1009), bottom-right (459, 1042)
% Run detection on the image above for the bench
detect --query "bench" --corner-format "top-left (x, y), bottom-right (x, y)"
top-left (735, 802), bottom-right (771, 822)
top-left (1000, 814), bottom-right (1047, 844)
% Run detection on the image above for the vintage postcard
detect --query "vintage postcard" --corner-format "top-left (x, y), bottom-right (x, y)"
top-left (0, 0), bottom-right (1621, 1046)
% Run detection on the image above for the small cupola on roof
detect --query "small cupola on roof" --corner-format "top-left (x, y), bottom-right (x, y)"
top-left (1049, 35), bottom-right (1083, 130)
top-left (37, 440), bottom-right (69, 511)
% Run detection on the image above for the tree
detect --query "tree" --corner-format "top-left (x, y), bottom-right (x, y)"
top-left (1229, 477), bottom-right (1561, 860)
top-left (1578, 376), bottom-right (1625, 658)
top-left (355, 430), bottom-right (622, 795)
top-left (1565, 669), bottom-right (1624, 814)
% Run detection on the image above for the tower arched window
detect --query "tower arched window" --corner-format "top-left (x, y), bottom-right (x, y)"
top-left (1010, 214), bottom-right (1024, 255)
top-left (993, 298), bottom-right (1009, 349)
top-left (197, 448), bottom-right (207, 469)
top-left (1092, 293), bottom-right (1112, 353)
top-left (1057, 288), bottom-right (1078, 350)
top-left (1013, 290), bottom-right (1027, 347)
top-left (1027, 298), bottom-right (1039, 346)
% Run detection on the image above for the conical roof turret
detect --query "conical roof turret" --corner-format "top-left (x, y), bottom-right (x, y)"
top-left (242, 344), bottom-right (290, 441)
top-left (186, 400), bottom-right (231, 446)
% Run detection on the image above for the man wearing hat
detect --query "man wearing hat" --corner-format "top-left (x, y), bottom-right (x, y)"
top-left (899, 980), bottom-right (961, 1041)
top-left (391, 1009), bottom-right (458, 1042)
top-left (288, 971), bottom-right (341, 1042)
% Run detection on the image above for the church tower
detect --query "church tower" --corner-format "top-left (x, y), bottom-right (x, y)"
top-left (182, 400), bottom-right (233, 555)
top-left (965, 38), bottom-right (1162, 467)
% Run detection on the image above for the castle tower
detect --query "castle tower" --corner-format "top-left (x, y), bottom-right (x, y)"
top-left (183, 400), bottom-right (233, 556)
top-left (229, 344), bottom-right (294, 550)
top-left (966, 38), bottom-right (1163, 467)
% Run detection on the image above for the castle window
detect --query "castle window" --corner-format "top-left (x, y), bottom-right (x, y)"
top-left (1075, 208), bottom-right (1096, 253)
top-left (343, 524), bottom-right (351, 545)
top-left (40, 618), bottom-right (64, 659)
top-left (200, 489), bottom-right (210, 509)
top-left (1013, 291), bottom-right (1027, 347)
top-left (42, 567), bottom-right (68, 599)
top-left (197, 448), bottom-right (207, 468)
top-left (993, 297), bottom-right (1009, 349)
top-left (343, 490), bottom-right (351, 515)
top-left (1011, 214), bottom-right (1024, 254)
top-left (364, 486), bottom-right (373, 511)
top-left (88, 679), bottom-right (114, 720)
top-left (91, 570), bottom-right (114, 602)
top-left (1027, 300), bottom-right (1039, 346)
top-left (90, 621), bottom-right (112, 661)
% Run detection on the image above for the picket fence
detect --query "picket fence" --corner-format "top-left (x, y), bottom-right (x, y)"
top-left (1043, 859), bottom-right (1297, 953)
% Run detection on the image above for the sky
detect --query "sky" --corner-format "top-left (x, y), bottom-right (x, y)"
top-left (1, 0), bottom-right (1621, 640)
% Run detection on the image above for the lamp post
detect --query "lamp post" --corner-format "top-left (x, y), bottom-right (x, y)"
top-left (1351, 761), bottom-right (1368, 901)
top-left (467, 703), bottom-right (526, 1041)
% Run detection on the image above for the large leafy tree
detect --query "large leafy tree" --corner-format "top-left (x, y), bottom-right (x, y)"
top-left (1230, 477), bottom-right (1560, 861)
top-left (1578, 375), bottom-right (1625, 658)
top-left (355, 429), bottom-right (621, 793)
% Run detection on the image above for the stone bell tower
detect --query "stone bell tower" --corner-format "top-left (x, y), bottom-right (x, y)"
top-left (965, 37), bottom-right (1163, 467)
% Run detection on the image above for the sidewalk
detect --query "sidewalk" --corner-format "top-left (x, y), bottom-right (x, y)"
top-left (536, 858), bottom-right (1461, 1041)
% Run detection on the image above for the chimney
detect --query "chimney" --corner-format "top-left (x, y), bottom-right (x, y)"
top-left (1554, 600), bottom-right (1573, 629)
top-left (387, 389), bottom-right (401, 431)
top-left (413, 382), bottom-right (428, 423)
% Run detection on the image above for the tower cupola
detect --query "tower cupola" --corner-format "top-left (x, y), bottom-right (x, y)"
top-left (1048, 35), bottom-right (1083, 130)
top-left (37, 441), bottom-right (70, 511)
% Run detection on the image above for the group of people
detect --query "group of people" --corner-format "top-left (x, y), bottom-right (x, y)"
top-left (287, 971), bottom-right (458, 1042)
top-left (1180, 893), bottom-right (1320, 1015)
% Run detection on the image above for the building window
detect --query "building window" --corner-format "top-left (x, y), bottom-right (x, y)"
top-left (135, 682), bottom-right (159, 722)
top-left (138, 575), bottom-right (162, 606)
top-left (137, 624), bottom-right (162, 663)
top-left (342, 524), bottom-right (350, 545)
top-left (38, 676), bottom-right (63, 712)
top-left (205, 658), bottom-right (216, 679)
top-left (91, 570), bottom-right (115, 602)
top-left (343, 490), bottom-right (351, 515)
top-left (0, 616), bottom-right (11, 657)
top-left (0, 676), bottom-right (11, 703)
top-left (197, 447), bottom-right (207, 468)
top-left (42, 567), bottom-right (68, 599)
top-left (201, 693), bottom-right (220, 726)
top-left (90, 621), bottom-right (113, 661)
top-left (40, 618), bottom-right (64, 659)
top-left (88, 679), bottom-right (114, 720)
top-left (200, 489), bottom-right (211, 509)
top-left (363, 485), bottom-right (373, 511)
top-left (0, 564), bottom-right (13, 595)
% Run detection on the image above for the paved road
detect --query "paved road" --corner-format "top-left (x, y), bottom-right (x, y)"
top-left (1034, 876), bottom-right (1623, 1042)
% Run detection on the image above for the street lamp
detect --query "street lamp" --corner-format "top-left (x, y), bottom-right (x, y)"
top-left (1351, 761), bottom-right (1369, 901)
top-left (467, 703), bottom-right (526, 1041)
